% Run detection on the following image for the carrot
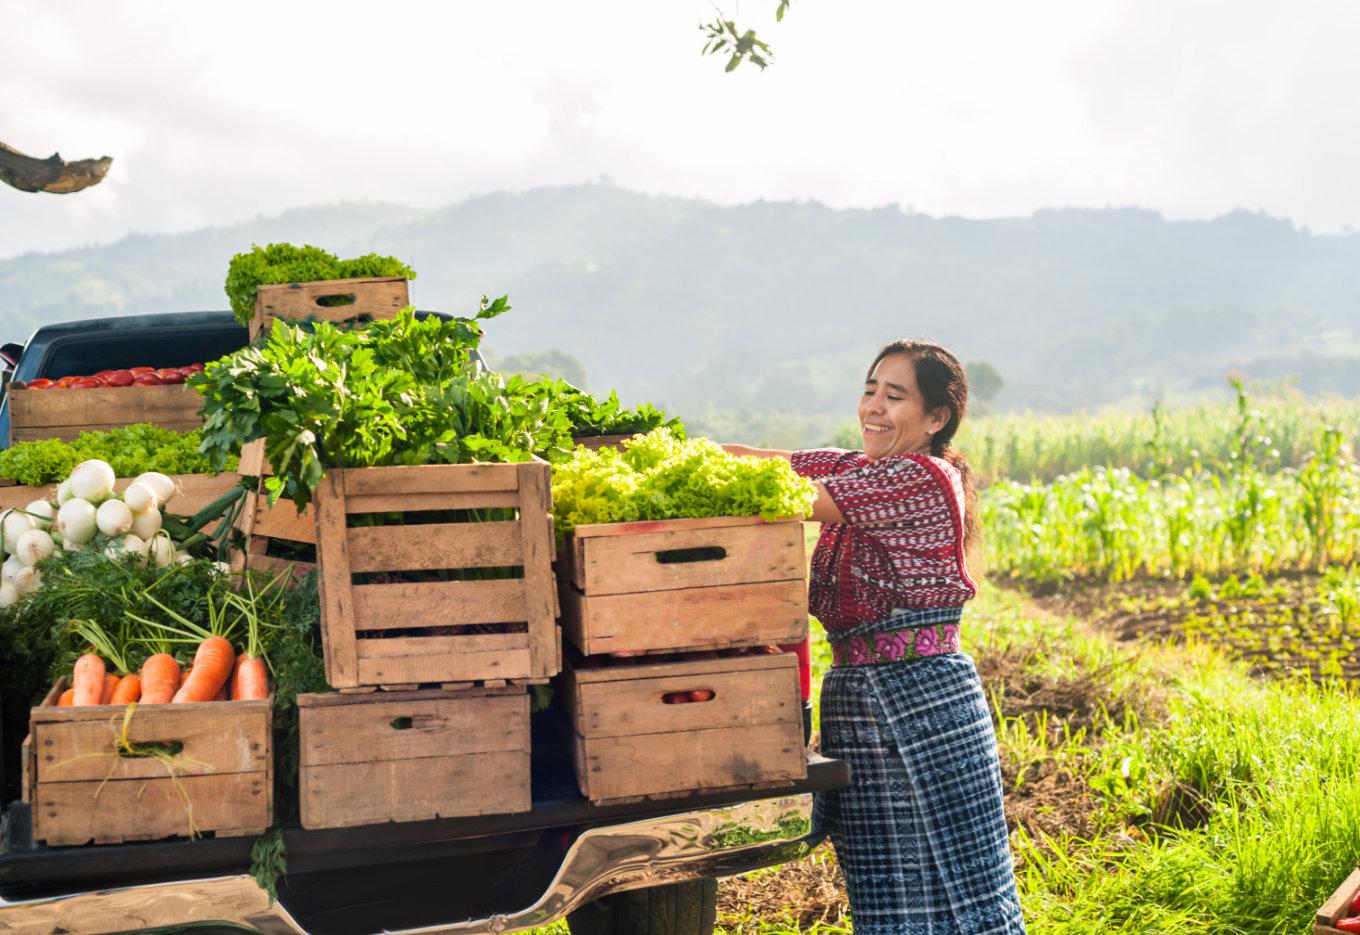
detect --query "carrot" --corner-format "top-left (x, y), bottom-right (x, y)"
top-left (71, 653), bottom-right (105, 706)
top-left (172, 636), bottom-right (235, 703)
top-left (231, 654), bottom-right (269, 701)
top-left (98, 672), bottom-right (120, 705)
top-left (110, 673), bottom-right (142, 705)
top-left (139, 653), bottom-right (181, 704)
top-left (212, 683), bottom-right (229, 702)
top-left (57, 688), bottom-right (75, 706)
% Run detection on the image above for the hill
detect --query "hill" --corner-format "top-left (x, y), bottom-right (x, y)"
top-left (2, 186), bottom-right (1357, 431)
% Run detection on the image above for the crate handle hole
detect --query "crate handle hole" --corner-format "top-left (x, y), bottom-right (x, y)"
top-left (315, 293), bottom-right (357, 307)
top-left (390, 717), bottom-right (414, 730)
top-left (661, 690), bottom-right (717, 704)
top-left (655, 546), bottom-right (726, 565)
top-left (118, 740), bottom-right (184, 758)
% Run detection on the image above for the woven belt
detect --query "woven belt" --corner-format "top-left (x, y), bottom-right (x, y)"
top-left (831, 622), bottom-right (961, 668)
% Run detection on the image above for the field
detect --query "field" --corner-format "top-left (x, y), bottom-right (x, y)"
top-left (532, 386), bottom-right (1360, 934)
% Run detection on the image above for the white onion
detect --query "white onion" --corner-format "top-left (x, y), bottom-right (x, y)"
top-left (15, 529), bottom-right (54, 567)
top-left (122, 481), bottom-right (158, 513)
top-left (148, 530), bottom-right (175, 568)
top-left (130, 508), bottom-right (162, 541)
top-left (68, 460), bottom-right (116, 503)
top-left (0, 510), bottom-right (34, 554)
top-left (95, 499), bottom-right (134, 537)
top-left (54, 499), bottom-right (98, 545)
top-left (14, 566), bottom-right (42, 595)
top-left (173, 550), bottom-right (194, 565)
top-left (56, 478), bottom-right (73, 505)
top-left (104, 534), bottom-right (148, 566)
top-left (134, 472), bottom-right (177, 507)
top-left (25, 500), bottom-right (55, 530)
top-left (212, 561), bottom-right (232, 576)
top-left (0, 579), bottom-right (17, 608)
top-left (2, 554), bottom-right (23, 582)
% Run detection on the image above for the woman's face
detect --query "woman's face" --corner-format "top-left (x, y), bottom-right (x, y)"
top-left (858, 353), bottom-right (949, 461)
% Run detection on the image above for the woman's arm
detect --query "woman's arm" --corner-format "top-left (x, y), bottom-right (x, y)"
top-left (720, 444), bottom-right (846, 523)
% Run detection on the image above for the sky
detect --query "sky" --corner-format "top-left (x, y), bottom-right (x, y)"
top-left (3, 0), bottom-right (1359, 260)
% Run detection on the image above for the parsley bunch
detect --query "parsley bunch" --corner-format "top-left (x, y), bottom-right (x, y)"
top-left (224, 243), bottom-right (417, 326)
top-left (550, 428), bottom-right (817, 540)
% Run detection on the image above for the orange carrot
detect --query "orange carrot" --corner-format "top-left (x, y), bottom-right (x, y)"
top-left (231, 654), bottom-right (269, 701)
top-left (212, 683), bottom-right (229, 701)
top-left (139, 653), bottom-right (181, 704)
top-left (98, 672), bottom-right (120, 705)
top-left (172, 636), bottom-right (235, 703)
top-left (110, 673), bottom-right (142, 705)
top-left (71, 653), bottom-right (105, 707)
top-left (57, 688), bottom-right (75, 706)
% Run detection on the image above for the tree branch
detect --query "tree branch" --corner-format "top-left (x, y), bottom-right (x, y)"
top-left (0, 141), bottom-right (113, 194)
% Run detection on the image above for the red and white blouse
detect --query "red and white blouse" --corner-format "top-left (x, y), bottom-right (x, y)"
top-left (789, 448), bottom-right (977, 634)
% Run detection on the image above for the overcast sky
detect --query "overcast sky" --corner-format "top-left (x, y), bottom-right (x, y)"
top-left (3, 0), bottom-right (1358, 260)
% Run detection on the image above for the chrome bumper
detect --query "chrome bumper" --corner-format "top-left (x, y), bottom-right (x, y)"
top-left (0, 793), bottom-right (818, 935)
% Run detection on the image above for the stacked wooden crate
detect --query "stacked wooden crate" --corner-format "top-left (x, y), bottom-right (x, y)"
top-left (249, 276), bottom-right (409, 341)
top-left (230, 439), bottom-right (316, 582)
top-left (295, 458), bottom-right (558, 828)
top-left (23, 679), bottom-right (272, 846)
top-left (6, 383), bottom-right (206, 446)
top-left (554, 514), bottom-right (809, 803)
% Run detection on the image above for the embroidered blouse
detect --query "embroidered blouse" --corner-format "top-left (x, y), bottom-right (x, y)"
top-left (789, 448), bottom-right (977, 635)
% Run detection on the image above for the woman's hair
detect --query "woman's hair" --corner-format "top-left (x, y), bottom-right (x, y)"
top-left (866, 339), bottom-right (979, 554)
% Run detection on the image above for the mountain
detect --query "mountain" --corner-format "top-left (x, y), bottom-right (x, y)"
top-left (1, 185), bottom-right (1357, 421)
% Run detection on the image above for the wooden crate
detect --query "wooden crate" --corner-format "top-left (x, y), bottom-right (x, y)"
top-left (297, 686), bottom-right (530, 829)
top-left (556, 515), bottom-right (808, 656)
top-left (23, 680), bottom-right (272, 846)
top-left (0, 471), bottom-right (241, 520)
top-left (230, 440), bottom-right (316, 582)
top-left (314, 460), bottom-right (560, 690)
top-left (1316, 865), bottom-right (1360, 933)
top-left (250, 277), bottom-right (410, 341)
top-left (558, 649), bottom-right (806, 803)
top-left (571, 433), bottom-right (632, 452)
top-left (7, 382), bottom-right (205, 445)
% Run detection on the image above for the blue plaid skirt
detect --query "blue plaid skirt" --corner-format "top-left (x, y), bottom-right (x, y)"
top-left (815, 614), bottom-right (1026, 934)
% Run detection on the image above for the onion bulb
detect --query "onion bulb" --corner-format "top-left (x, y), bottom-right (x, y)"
top-left (173, 550), bottom-right (194, 565)
top-left (130, 507), bottom-right (162, 541)
top-left (1, 510), bottom-right (34, 554)
top-left (15, 529), bottom-right (54, 567)
top-left (104, 534), bottom-right (148, 566)
top-left (2, 554), bottom-right (23, 582)
top-left (122, 481), bottom-right (158, 513)
top-left (148, 530), bottom-right (175, 568)
top-left (134, 472), bottom-right (177, 508)
top-left (68, 460), bottom-right (116, 503)
top-left (56, 479), bottom-right (73, 505)
top-left (24, 500), bottom-right (54, 530)
top-left (95, 499), bottom-right (134, 537)
top-left (54, 499), bottom-right (98, 545)
top-left (0, 579), bottom-right (17, 608)
top-left (14, 566), bottom-right (42, 595)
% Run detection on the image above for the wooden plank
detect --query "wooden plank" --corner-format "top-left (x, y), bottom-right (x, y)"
top-left (315, 472), bottom-right (360, 688)
top-left (0, 473), bottom-right (240, 513)
top-left (356, 632), bottom-right (528, 658)
top-left (559, 579), bottom-right (807, 656)
top-left (571, 434), bottom-right (632, 451)
top-left (300, 691), bottom-right (527, 767)
top-left (252, 498), bottom-right (314, 542)
top-left (346, 521), bottom-right (522, 573)
top-left (8, 383), bottom-right (205, 435)
top-left (301, 751), bottom-right (529, 828)
top-left (573, 723), bottom-right (805, 802)
top-left (334, 463), bottom-right (520, 498)
top-left (345, 491), bottom-right (520, 513)
top-left (572, 665), bottom-right (800, 739)
top-left (571, 514), bottom-right (793, 539)
top-left (1316, 865), bottom-right (1360, 930)
top-left (518, 461), bottom-right (558, 680)
top-left (32, 772), bottom-right (272, 846)
top-left (352, 579), bottom-right (527, 628)
top-left (356, 648), bottom-right (533, 686)
top-left (252, 277), bottom-right (410, 340)
top-left (567, 646), bottom-right (790, 683)
top-left (569, 521), bottom-right (806, 593)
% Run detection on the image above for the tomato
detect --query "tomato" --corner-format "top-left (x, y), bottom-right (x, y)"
top-left (128, 366), bottom-right (155, 375)
top-left (132, 373), bottom-right (165, 386)
top-left (754, 645), bottom-right (781, 654)
top-left (157, 368), bottom-right (186, 384)
top-left (23, 378), bottom-right (54, 390)
top-left (182, 362), bottom-right (205, 373)
top-left (56, 375), bottom-right (80, 387)
top-left (1334, 917), bottom-right (1360, 933)
top-left (687, 690), bottom-right (715, 703)
top-left (71, 378), bottom-right (102, 389)
top-left (93, 370), bottom-right (115, 381)
top-left (662, 692), bottom-right (693, 704)
top-left (104, 370), bottom-right (134, 387)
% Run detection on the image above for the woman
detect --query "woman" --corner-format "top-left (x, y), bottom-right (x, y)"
top-left (725, 339), bottom-right (1026, 934)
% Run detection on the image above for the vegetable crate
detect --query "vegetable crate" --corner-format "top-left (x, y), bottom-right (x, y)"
top-left (1315, 865), bottom-right (1360, 933)
top-left (231, 440), bottom-right (315, 583)
top-left (558, 649), bottom-right (806, 803)
top-left (250, 276), bottom-right (410, 341)
top-left (22, 680), bottom-right (272, 846)
top-left (556, 515), bottom-right (808, 657)
top-left (6, 383), bottom-right (205, 446)
top-left (0, 471), bottom-right (241, 529)
top-left (314, 460), bottom-right (560, 690)
top-left (570, 433), bottom-right (632, 452)
top-left (297, 685), bottom-right (530, 829)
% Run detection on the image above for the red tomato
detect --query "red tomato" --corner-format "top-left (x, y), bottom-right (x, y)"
top-left (132, 373), bottom-right (165, 386)
top-left (754, 645), bottom-right (781, 654)
top-left (182, 362), bottom-right (205, 373)
top-left (128, 366), bottom-right (155, 375)
top-left (688, 690), bottom-right (715, 703)
top-left (157, 368), bottom-right (186, 384)
top-left (662, 692), bottom-right (692, 705)
top-left (93, 370), bottom-right (115, 380)
top-left (23, 378), bottom-right (54, 390)
top-left (1334, 917), bottom-right (1360, 933)
top-left (104, 370), bottom-right (134, 387)
top-left (56, 375), bottom-right (80, 387)
top-left (71, 378), bottom-right (102, 389)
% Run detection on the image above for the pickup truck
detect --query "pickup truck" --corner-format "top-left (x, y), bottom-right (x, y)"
top-left (0, 310), bottom-right (847, 935)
